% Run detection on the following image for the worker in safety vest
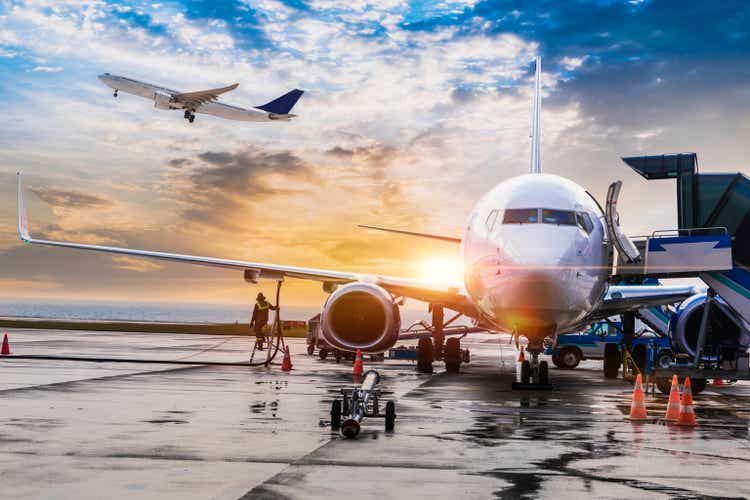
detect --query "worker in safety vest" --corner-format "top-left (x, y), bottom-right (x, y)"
top-left (250, 292), bottom-right (277, 350)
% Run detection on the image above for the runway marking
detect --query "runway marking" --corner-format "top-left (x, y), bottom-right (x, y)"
top-left (0, 363), bottom-right (204, 394)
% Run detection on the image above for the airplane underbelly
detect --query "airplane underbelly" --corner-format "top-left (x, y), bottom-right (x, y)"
top-left (199, 103), bottom-right (269, 122)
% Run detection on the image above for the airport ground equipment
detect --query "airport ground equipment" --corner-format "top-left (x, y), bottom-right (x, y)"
top-left (330, 370), bottom-right (395, 438)
top-left (610, 153), bottom-right (750, 392)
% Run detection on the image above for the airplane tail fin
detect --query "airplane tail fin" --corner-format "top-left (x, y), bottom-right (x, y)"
top-left (255, 89), bottom-right (304, 115)
top-left (529, 56), bottom-right (542, 174)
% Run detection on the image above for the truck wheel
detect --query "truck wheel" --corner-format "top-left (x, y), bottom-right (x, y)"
top-left (551, 354), bottom-right (563, 368)
top-left (656, 351), bottom-right (673, 369)
top-left (334, 350), bottom-right (342, 363)
top-left (691, 378), bottom-right (707, 395)
top-left (539, 360), bottom-right (549, 385)
top-left (385, 401), bottom-right (396, 431)
top-left (319, 348), bottom-right (328, 360)
top-left (445, 338), bottom-right (461, 373)
top-left (558, 347), bottom-right (581, 369)
top-left (417, 338), bottom-right (434, 373)
top-left (520, 360), bottom-right (531, 384)
top-left (655, 377), bottom-right (672, 395)
top-left (331, 400), bottom-right (342, 429)
top-left (603, 344), bottom-right (621, 379)
top-left (307, 344), bottom-right (315, 356)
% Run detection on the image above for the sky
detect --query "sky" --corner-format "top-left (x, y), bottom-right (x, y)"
top-left (0, 0), bottom-right (749, 312)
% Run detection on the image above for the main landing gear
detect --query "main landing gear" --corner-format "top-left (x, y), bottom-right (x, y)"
top-left (416, 304), bottom-right (469, 374)
top-left (513, 347), bottom-right (553, 390)
top-left (184, 109), bottom-right (195, 123)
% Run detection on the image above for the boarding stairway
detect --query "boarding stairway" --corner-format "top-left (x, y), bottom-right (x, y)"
top-left (612, 153), bottom-right (750, 327)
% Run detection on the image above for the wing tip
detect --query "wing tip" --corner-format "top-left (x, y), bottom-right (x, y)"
top-left (17, 172), bottom-right (31, 242)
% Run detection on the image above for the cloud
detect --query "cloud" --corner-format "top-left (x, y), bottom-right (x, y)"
top-left (31, 65), bottom-right (63, 72)
top-left (30, 187), bottom-right (114, 209)
top-left (111, 256), bottom-right (163, 273)
top-left (162, 146), bottom-right (317, 230)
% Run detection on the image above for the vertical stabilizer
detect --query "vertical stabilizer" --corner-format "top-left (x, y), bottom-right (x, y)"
top-left (529, 56), bottom-right (542, 174)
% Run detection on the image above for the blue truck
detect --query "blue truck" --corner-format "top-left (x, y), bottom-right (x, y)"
top-left (544, 321), bottom-right (674, 371)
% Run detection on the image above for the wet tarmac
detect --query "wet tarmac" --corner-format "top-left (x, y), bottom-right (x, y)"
top-left (0, 328), bottom-right (748, 499)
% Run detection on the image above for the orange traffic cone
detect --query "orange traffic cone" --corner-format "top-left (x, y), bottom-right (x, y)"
top-left (628, 373), bottom-right (648, 421)
top-left (677, 377), bottom-right (698, 426)
top-left (281, 346), bottom-right (292, 371)
top-left (712, 378), bottom-right (724, 387)
top-left (517, 346), bottom-right (525, 363)
top-left (1, 333), bottom-right (10, 355)
top-left (664, 375), bottom-right (681, 422)
top-left (352, 349), bottom-right (364, 376)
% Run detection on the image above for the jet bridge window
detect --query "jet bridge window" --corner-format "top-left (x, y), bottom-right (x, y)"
top-left (503, 209), bottom-right (539, 224)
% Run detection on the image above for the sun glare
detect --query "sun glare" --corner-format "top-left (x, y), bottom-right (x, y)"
top-left (418, 256), bottom-right (464, 285)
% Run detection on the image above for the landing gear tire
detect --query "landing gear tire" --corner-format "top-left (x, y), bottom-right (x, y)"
top-left (307, 344), bottom-right (315, 356)
top-left (603, 344), bottom-right (621, 379)
top-left (558, 347), bottom-right (581, 369)
top-left (538, 360), bottom-right (549, 385)
top-left (520, 360), bottom-right (531, 384)
top-left (335, 350), bottom-right (342, 364)
top-left (330, 399), bottom-right (342, 429)
top-left (417, 337), bottom-right (434, 373)
top-left (113, 90), bottom-right (118, 98)
top-left (385, 401), bottom-right (396, 432)
top-left (444, 337), bottom-right (461, 373)
top-left (319, 348), bottom-right (329, 360)
top-left (188, 115), bottom-right (195, 123)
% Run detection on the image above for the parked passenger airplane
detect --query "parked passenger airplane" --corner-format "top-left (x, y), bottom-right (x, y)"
top-left (19, 58), bottom-right (696, 384)
top-left (98, 73), bottom-right (304, 123)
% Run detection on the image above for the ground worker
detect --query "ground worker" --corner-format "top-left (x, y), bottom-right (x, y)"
top-left (250, 292), bottom-right (277, 350)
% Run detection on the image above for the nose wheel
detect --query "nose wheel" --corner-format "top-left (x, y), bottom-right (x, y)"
top-left (113, 89), bottom-right (118, 98)
top-left (513, 350), bottom-right (552, 390)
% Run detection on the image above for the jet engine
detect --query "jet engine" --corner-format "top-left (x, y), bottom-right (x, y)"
top-left (670, 293), bottom-right (750, 360)
top-left (320, 283), bottom-right (401, 352)
top-left (153, 92), bottom-right (176, 110)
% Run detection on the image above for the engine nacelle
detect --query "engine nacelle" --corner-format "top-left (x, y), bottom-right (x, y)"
top-left (154, 91), bottom-right (176, 110)
top-left (670, 293), bottom-right (750, 360)
top-left (320, 283), bottom-right (400, 353)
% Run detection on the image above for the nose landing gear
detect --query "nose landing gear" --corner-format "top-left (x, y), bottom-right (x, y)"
top-left (113, 89), bottom-right (118, 98)
top-left (513, 348), bottom-right (553, 390)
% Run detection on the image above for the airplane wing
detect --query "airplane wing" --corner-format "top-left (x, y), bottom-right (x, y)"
top-left (585, 284), bottom-right (700, 322)
top-left (16, 174), bottom-right (478, 317)
top-left (358, 225), bottom-right (462, 244)
top-left (172, 83), bottom-right (239, 109)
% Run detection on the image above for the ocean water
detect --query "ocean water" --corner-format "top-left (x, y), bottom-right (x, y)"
top-left (0, 300), bottom-right (439, 326)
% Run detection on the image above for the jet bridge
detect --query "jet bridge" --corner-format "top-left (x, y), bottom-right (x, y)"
top-left (617, 153), bottom-right (750, 325)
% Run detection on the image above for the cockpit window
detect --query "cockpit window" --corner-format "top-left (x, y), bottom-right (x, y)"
top-left (485, 209), bottom-right (500, 231)
top-left (503, 209), bottom-right (539, 224)
top-left (542, 209), bottom-right (576, 226)
top-left (576, 212), bottom-right (594, 233)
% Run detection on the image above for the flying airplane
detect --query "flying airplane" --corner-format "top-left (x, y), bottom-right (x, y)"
top-left (98, 73), bottom-right (304, 123)
top-left (19, 58), bottom-right (697, 385)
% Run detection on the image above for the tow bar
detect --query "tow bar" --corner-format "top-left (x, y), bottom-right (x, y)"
top-left (330, 370), bottom-right (396, 438)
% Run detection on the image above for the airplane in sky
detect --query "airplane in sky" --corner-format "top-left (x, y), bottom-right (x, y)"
top-left (19, 58), bottom-right (697, 385)
top-left (98, 73), bottom-right (304, 123)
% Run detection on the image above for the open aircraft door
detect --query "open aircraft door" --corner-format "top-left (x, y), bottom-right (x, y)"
top-left (606, 181), bottom-right (642, 263)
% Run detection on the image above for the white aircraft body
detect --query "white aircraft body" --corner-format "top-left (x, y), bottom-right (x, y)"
top-left (19, 58), bottom-right (696, 384)
top-left (98, 73), bottom-right (304, 123)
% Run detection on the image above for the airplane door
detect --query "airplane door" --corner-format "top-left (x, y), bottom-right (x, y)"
top-left (605, 181), bottom-right (641, 263)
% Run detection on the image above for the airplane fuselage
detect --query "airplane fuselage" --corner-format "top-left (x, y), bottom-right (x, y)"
top-left (462, 173), bottom-right (610, 347)
top-left (98, 74), bottom-right (275, 122)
